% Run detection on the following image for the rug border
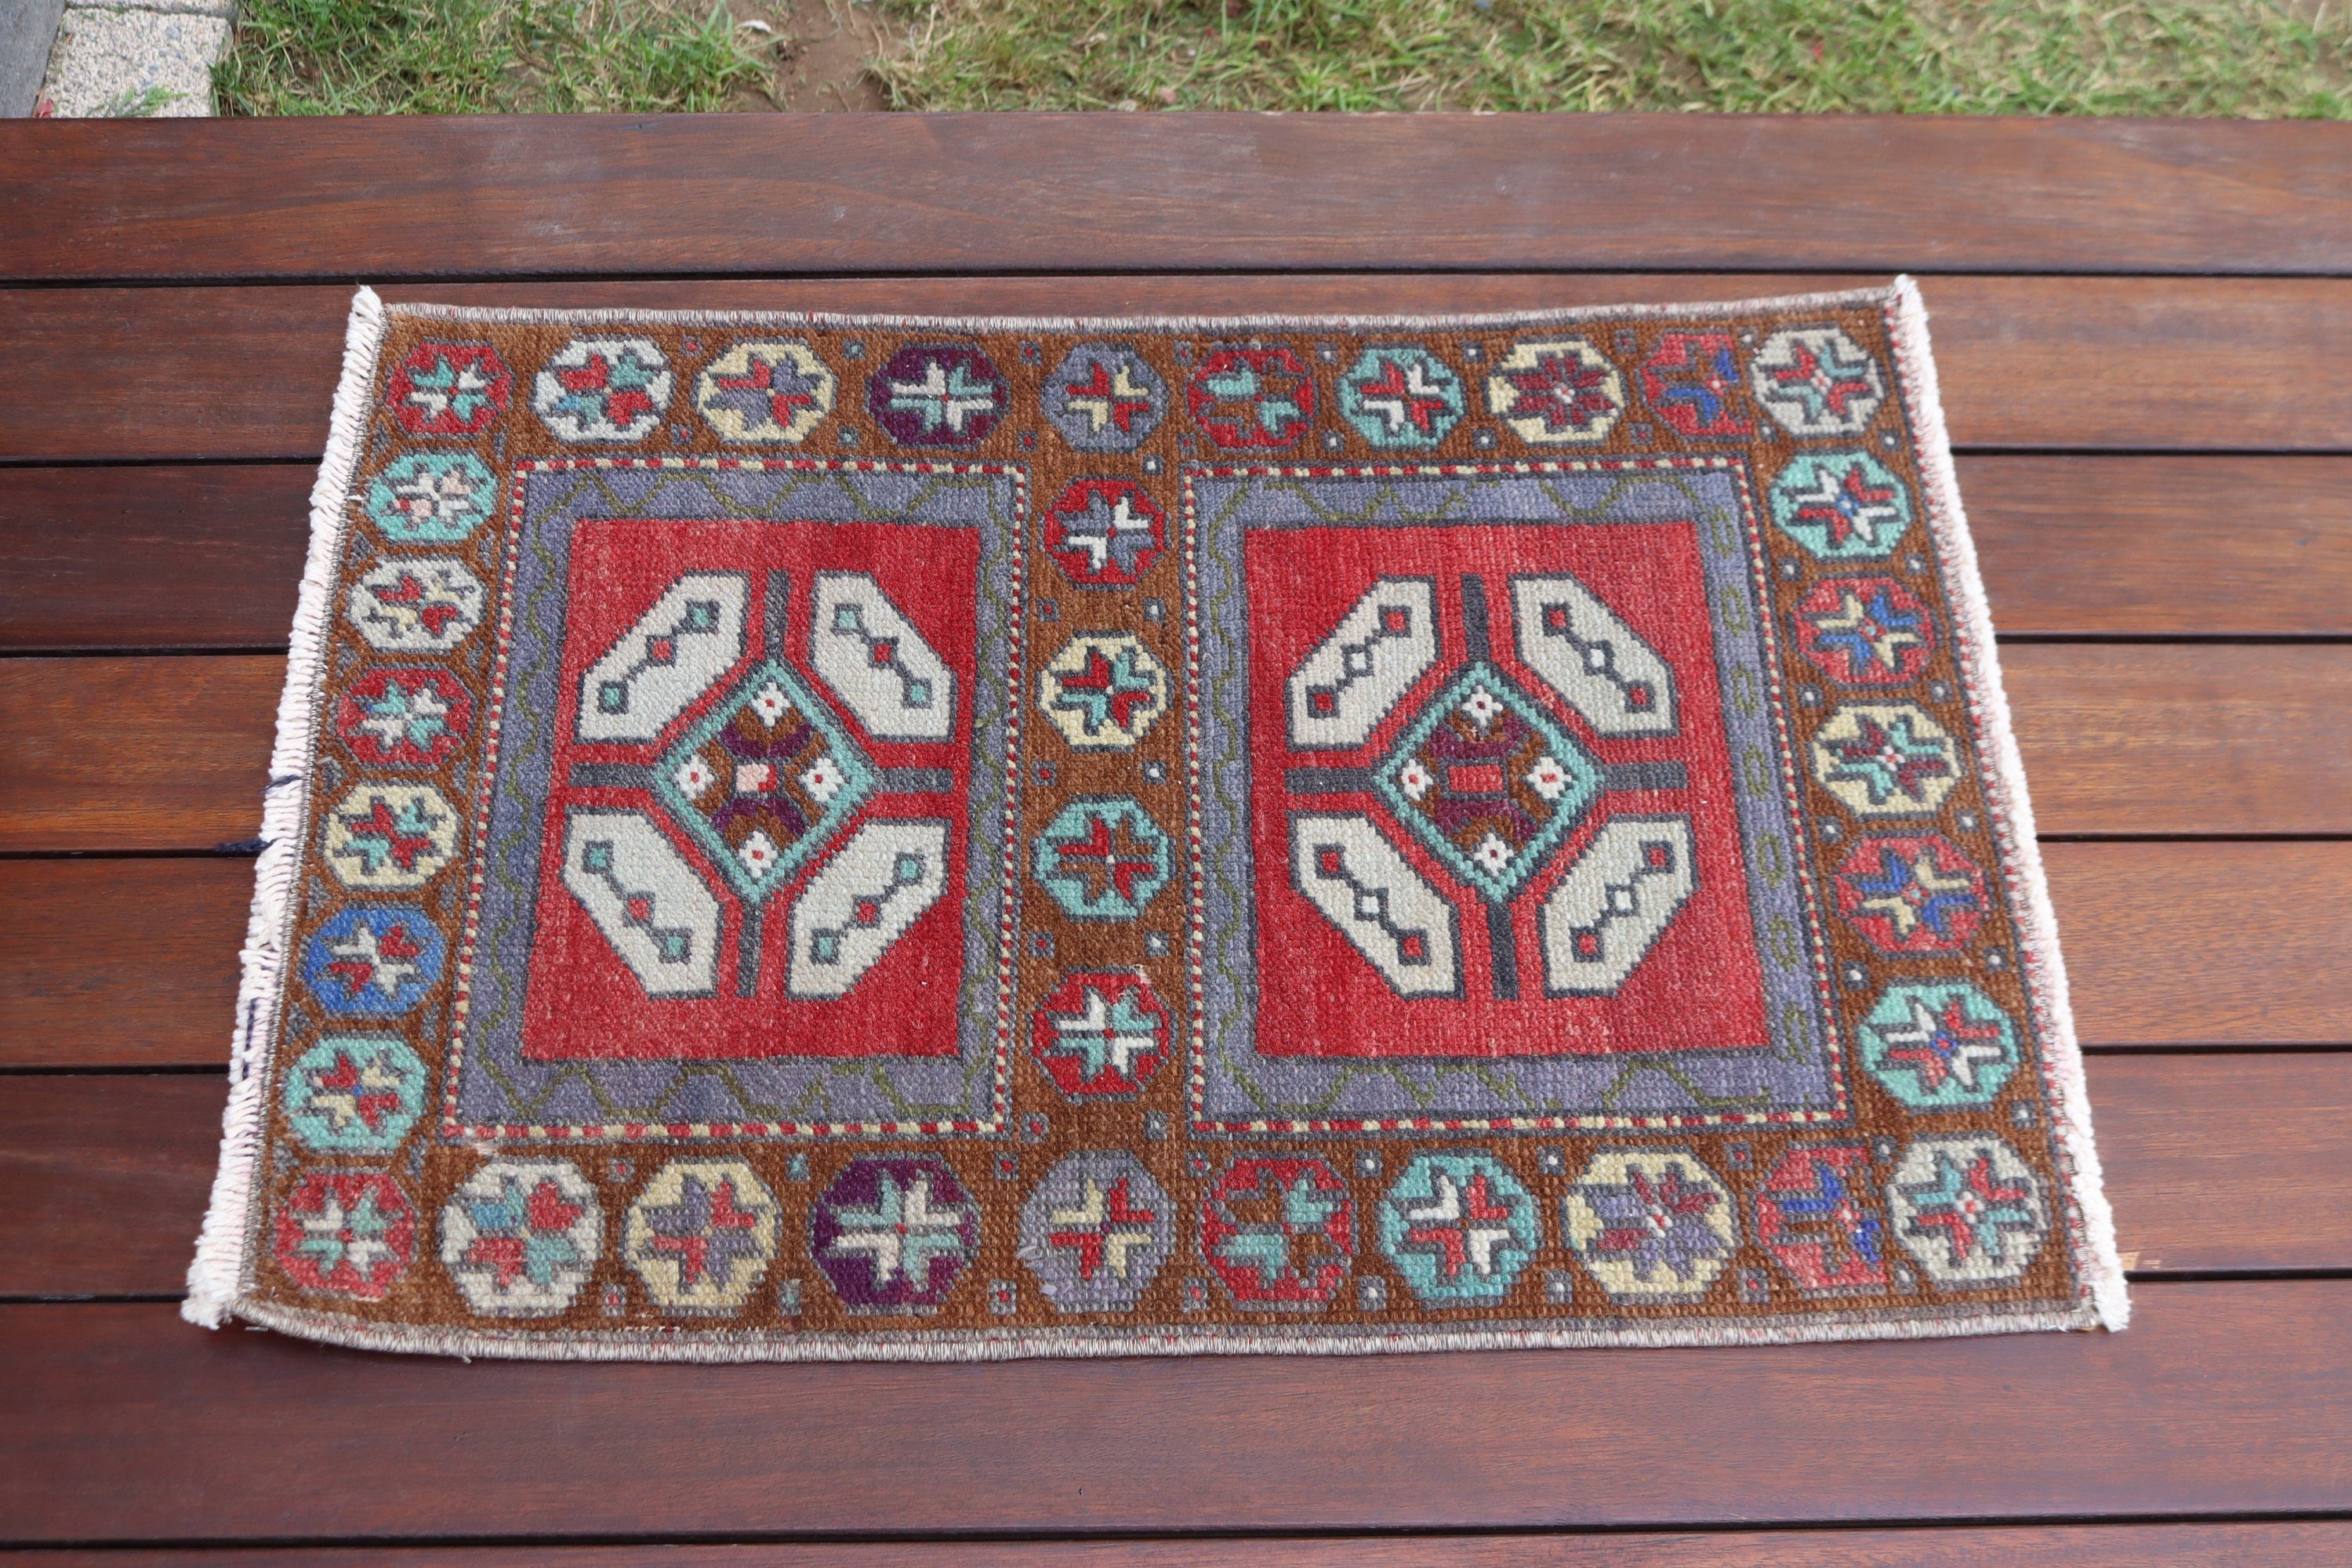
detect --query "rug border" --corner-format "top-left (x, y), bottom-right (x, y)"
top-left (184, 278), bottom-right (2129, 1353)
top-left (1886, 276), bottom-right (2129, 1334)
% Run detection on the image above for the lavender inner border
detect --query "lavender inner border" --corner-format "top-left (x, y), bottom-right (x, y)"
top-left (1189, 463), bottom-right (1840, 1132)
top-left (445, 462), bottom-right (1022, 1138)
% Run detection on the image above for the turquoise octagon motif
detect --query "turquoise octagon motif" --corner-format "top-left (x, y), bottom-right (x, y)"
top-left (1767, 451), bottom-right (1914, 562)
top-left (1859, 981), bottom-right (2020, 1110)
top-left (1031, 795), bottom-right (1173, 921)
top-left (1339, 345), bottom-right (1466, 450)
top-left (1372, 662), bottom-right (1605, 905)
top-left (1377, 1152), bottom-right (1541, 1306)
top-left (281, 1036), bottom-right (428, 1153)
top-left (649, 658), bottom-right (877, 902)
top-left (363, 452), bottom-right (500, 544)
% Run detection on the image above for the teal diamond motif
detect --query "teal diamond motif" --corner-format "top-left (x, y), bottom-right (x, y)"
top-left (650, 658), bottom-right (877, 902)
top-left (1371, 662), bottom-right (1603, 903)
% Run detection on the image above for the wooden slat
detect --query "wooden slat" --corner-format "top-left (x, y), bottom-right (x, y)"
top-left (4, 843), bottom-right (2343, 1070)
top-left (0, 1076), bottom-right (218, 1298)
top-left (5, 645), bottom-right (2342, 852)
top-left (2, 1054), bottom-right (2336, 1298)
top-left (3, 1284), bottom-right (2347, 1539)
top-left (2003, 644), bottom-right (2352, 837)
top-left (9, 455), bottom-right (2349, 650)
top-left (0, 858), bottom-right (249, 1069)
top-left (7, 275), bottom-right (2352, 461)
top-left (2053, 843), bottom-right (2352, 1048)
top-left (0, 466), bottom-right (311, 650)
top-left (0, 657), bottom-right (273, 854)
top-left (13, 1526), bottom-right (2352, 1568)
top-left (5, 116), bottom-right (2351, 281)
top-left (1964, 456), bottom-right (2352, 637)
top-left (2093, 1054), bottom-right (2352, 1272)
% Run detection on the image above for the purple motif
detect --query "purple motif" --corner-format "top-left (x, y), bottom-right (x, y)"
top-left (866, 343), bottom-right (1007, 448)
top-left (811, 1155), bottom-right (982, 1312)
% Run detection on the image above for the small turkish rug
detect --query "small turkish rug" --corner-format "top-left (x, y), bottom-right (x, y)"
top-left (187, 281), bottom-right (2125, 1359)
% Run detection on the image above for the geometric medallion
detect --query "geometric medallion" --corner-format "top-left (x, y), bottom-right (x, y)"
top-left (1018, 1150), bottom-right (1174, 1312)
top-left (1860, 982), bottom-right (2020, 1110)
top-left (622, 1159), bottom-right (781, 1316)
top-left (1376, 1152), bottom-right (1541, 1307)
top-left (1888, 1134), bottom-right (2049, 1289)
top-left (811, 1155), bottom-right (982, 1314)
top-left (440, 1160), bottom-right (603, 1317)
top-left (1560, 1149), bottom-right (1738, 1302)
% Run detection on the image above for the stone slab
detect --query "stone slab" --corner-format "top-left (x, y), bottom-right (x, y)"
top-left (40, 4), bottom-right (223, 117)
top-left (2, 0), bottom-right (67, 114)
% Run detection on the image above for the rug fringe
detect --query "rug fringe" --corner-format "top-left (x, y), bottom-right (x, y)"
top-left (1886, 275), bottom-right (2129, 1332)
top-left (183, 285), bottom-right (387, 1329)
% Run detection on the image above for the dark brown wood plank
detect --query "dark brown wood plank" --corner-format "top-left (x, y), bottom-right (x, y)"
top-left (3, 1054), bottom-right (2333, 1298)
top-left (2093, 1054), bottom-right (2352, 1273)
top-left (0, 466), bottom-right (311, 650)
top-left (4, 844), bottom-right (2342, 1069)
top-left (0, 1076), bottom-right (218, 1298)
top-left (5, 116), bottom-right (2352, 281)
top-left (8, 275), bottom-right (2352, 461)
top-left (12, 1522), bottom-right (2352, 1567)
top-left (2005, 644), bottom-right (2352, 837)
top-left (0, 657), bottom-right (274, 853)
top-left (2052, 843), bottom-right (2352, 1048)
top-left (11, 455), bottom-right (2348, 650)
top-left (5, 645), bottom-right (2340, 852)
top-left (3, 1284), bottom-right (2347, 1539)
top-left (1965, 456), bottom-right (2352, 637)
top-left (0, 858), bottom-right (249, 1070)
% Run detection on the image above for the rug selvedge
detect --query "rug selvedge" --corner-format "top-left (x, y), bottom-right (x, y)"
top-left (187, 281), bottom-right (2127, 1357)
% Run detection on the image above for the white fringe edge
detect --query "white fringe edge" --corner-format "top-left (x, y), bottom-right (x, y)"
top-left (1887, 276), bottom-right (2129, 1332)
top-left (183, 286), bottom-right (388, 1330)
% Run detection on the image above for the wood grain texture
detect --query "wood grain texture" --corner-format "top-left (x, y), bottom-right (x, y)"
top-left (0, 858), bottom-right (251, 1069)
top-left (2, 844), bottom-right (2340, 1069)
top-left (2004, 644), bottom-right (2352, 837)
top-left (4, 115), bottom-right (2351, 281)
top-left (2092, 1054), bottom-right (2352, 1272)
top-left (1962, 456), bottom-right (2352, 637)
top-left (2, 1054), bottom-right (2336, 1298)
top-left (0, 466), bottom-right (311, 650)
top-left (5, 646), bottom-right (2340, 851)
top-left (9, 455), bottom-right (2348, 650)
top-left (16, 1526), bottom-right (2352, 1568)
top-left (0, 1076), bottom-right (220, 1298)
top-left (2049, 843), bottom-right (2352, 1047)
top-left (8, 275), bottom-right (2352, 461)
top-left (4, 1285), bottom-right (2349, 1540)
top-left (0, 657), bottom-right (274, 853)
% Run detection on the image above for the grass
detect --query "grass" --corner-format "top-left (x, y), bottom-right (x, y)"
top-left (873, 0), bottom-right (2352, 116)
top-left (213, 0), bottom-right (2352, 116)
top-left (214, 0), bottom-right (767, 114)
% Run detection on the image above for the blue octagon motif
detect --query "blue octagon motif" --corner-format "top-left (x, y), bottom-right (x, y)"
top-left (1372, 662), bottom-right (1604, 905)
top-left (1377, 1152), bottom-right (1541, 1306)
top-left (1031, 795), bottom-right (1174, 922)
top-left (301, 906), bottom-right (446, 1016)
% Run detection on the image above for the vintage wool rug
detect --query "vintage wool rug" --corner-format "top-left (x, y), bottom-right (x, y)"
top-left (187, 280), bottom-right (2126, 1359)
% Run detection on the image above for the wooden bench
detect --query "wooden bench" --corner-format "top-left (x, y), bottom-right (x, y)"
top-left (2, 113), bottom-right (2350, 1564)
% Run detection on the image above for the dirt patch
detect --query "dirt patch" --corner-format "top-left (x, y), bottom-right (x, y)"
top-left (728, 0), bottom-right (895, 110)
